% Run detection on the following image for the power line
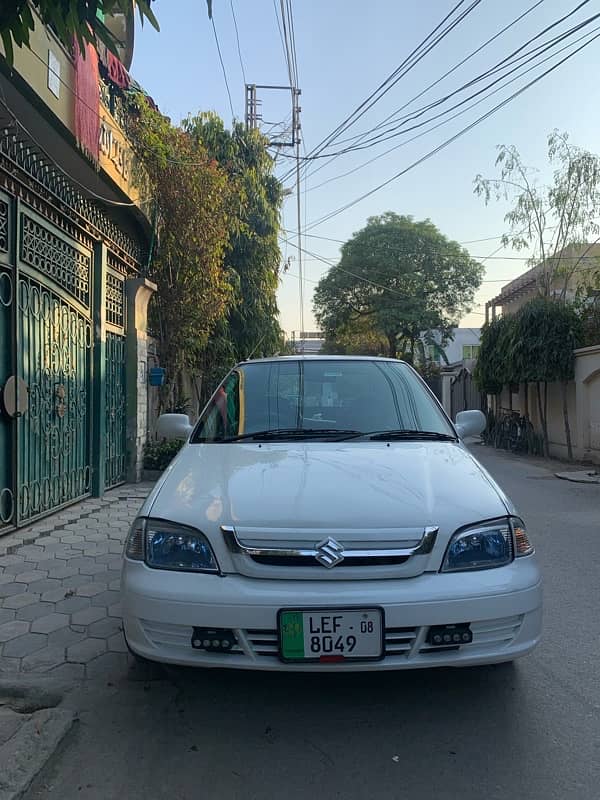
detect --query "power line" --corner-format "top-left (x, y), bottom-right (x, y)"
top-left (212, 16), bottom-right (235, 119)
top-left (282, 1), bottom-right (593, 189)
top-left (281, 227), bottom-right (560, 246)
top-left (230, 0), bottom-right (247, 85)
top-left (305, 30), bottom-right (600, 232)
top-left (298, 0), bottom-right (547, 186)
top-left (286, 0), bottom-right (300, 86)
top-left (325, 0), bottom-right (587, 154)
top-left (278, 0), bottom-right (296, 87)
top-left (272, 0), bottom-right (290, 79)
top-left (322, 10), bottom-right (599, 157)
top-left (279, 0), bottom-right (484, 183)
top-left (298, 21), bottom-right (600, 193)
top-left (285, 9), bottom-right (598, 176)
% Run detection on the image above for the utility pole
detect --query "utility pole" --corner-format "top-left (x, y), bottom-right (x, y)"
top-left (293, 88), bottom-right (304, 344)
top-left (244, 83), bottom-right (304, 345)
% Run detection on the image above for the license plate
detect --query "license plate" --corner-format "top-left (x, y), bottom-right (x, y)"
top-left (278, 608), bottom-right (384, 662)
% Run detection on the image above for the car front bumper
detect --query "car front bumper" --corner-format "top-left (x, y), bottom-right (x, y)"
top-left (121, 558), bottom-right (542, 671)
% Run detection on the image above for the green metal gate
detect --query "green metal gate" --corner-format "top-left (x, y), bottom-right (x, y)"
top-left (105, 331), bottom-right (126, 488)
top-left (0, 193), bottom-right (15, 531)
top-left (0, 114), bottom-right (141, 534)
top-left (0, 197), bottom-right (94, 528)
top-left (104, 254), bottom-right (128, 489)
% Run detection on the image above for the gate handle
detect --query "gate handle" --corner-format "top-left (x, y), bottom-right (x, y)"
top-left (1, 375), bottom-right (29, 418)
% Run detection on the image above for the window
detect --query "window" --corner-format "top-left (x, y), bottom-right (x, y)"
top-left (463, 345), bottom-right (480, 359)
top-left (193, 360), bottom-right (454, 442)
top-left (427, 345), bottom-right (441, 362)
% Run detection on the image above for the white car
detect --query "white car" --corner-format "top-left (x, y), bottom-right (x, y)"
top-left (122, 356), bottom-right (542, 671)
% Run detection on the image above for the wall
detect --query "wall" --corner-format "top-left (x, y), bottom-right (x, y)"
top-left (1, 22), bottom-right (75, 132)
top-left (1, 10), bottom-right (147, 217)
top-left (574, 344), bottom-right (600, 464)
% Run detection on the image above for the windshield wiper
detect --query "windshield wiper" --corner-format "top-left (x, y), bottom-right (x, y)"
top-left (368, 430), bottom-right (457, 442)
top-left (218, 428), bottom-right (363, 442)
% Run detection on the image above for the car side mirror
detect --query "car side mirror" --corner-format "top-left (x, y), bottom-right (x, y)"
top-left (454, 410), bottom-right (486, 439)
top-left (157, 413), bottom-right (193, 441)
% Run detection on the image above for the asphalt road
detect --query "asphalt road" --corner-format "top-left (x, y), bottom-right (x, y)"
top-left (28, 445), bottom-right (600, 800)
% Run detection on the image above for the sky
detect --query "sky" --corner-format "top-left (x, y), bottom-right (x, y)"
top-left (131, 0), bottom-right (600, 336)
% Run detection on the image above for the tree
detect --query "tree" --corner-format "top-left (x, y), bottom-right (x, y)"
top-left (182, 114), bottom-right (284, 376)
top-left (321, 318), bottom-right (388, 356)
top-left (474, 315), bottom-right (515, 401)
top-left (511, 299), bottom-right (582, 458)
top-left (129, 99), bottom-right (235, 412)
top-left (474, 131), bottom-right (600, 299)
top-left (313, 213), bottom-right (483, 359)
top-left (475, 301), bottom-right (582, 458)
top-left (0, 1), bottom-right (158, 64)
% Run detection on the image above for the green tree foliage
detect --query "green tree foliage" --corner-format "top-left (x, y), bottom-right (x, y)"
top-left (321, 319), bottom-right (388, 356)
top-left (474, 131), bottom-right (600, 299)
top-left (130, 100), bottom-right (234, 410)
top-left (313, 213), bottom-right (483, 359)
top-left (0, 1), bottom-right (158, 64)
top-left (182, 113), bottom-right (284, 380)
top-left (476, 299), bottom-right (582, 457)
top-left (510, 298), bottom-right (581, 384)
top-left (474, 316), bottom-right (513, 397)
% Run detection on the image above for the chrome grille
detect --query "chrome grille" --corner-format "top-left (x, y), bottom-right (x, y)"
top-left (250, 554), bottom-right (410, 568)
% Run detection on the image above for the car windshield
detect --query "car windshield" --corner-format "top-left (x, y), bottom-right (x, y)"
top-left (192, 359), bottom-right (455, 442)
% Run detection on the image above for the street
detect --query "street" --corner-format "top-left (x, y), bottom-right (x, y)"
top-left (2, 445), bottom-right (590, 799)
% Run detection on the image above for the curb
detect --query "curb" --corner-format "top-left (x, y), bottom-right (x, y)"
top-left (0, 680), bottom-right (76, 800)
top-left (555, 470), bottom-right (600, 484)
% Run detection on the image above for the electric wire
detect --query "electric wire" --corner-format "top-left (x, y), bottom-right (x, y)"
top-left (230, 0), bottom-right (247, 85)
top-left (299, 21), bottom-right (600, 193)
top-left (212, 16), bottom-right (235, 119)
top-left (278, 0), bottom-right (484, 182)
top-left (305, 30), bottom-right (600, 231)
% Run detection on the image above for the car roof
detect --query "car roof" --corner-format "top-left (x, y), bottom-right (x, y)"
top-left (238, 355), bottom-right (407, 365)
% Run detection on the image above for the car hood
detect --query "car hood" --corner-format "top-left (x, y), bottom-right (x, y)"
top-left (148, 441), bottom-right (509, 541)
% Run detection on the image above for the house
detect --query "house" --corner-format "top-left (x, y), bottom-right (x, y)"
top-left (0, 10), bottom-right (156, 532)
top-left (424, 327), bottom-right (481, 366)
top-left (482, 245), bottom-right (600, 462)
top-left (485, 244), bottom-right (600, 321)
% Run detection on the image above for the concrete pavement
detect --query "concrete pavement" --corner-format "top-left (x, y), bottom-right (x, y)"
top-left (0, 445), bottom-right (598, 800)
top-left (0, 486), bottom-right (151, 680)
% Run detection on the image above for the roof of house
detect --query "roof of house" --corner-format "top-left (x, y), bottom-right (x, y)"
top-left (487, 243), bottom-right (600, 309)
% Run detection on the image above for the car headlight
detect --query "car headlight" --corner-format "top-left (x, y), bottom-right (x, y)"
top-left (441, 518), bottom-right (517, 572)
top-left (125, 518), bottom-right (219, 573)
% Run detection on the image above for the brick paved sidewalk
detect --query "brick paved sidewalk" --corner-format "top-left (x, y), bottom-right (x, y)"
top-left (0, 485), bottom-right (153, 682)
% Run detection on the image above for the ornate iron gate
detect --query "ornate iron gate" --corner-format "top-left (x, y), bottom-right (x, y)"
top-left (0, 197), bottom-right (94, 528)
top-left (0, 194), bottom-right (15, 531)
top-left (105, 331), bottom-right (126, 487)
top-left (16, 272), bottom-right (92, 521)
top-left (104, 254), bottom-right (128, 488)
top-left (0, 109), bottom-right (144, 533)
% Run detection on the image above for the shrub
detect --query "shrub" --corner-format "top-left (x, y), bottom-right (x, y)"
top-left (143, 439), bottom-right (184, 471)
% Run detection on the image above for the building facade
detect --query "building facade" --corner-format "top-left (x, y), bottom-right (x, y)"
top-left (425, 327), bottom-right (481, 366)
top-left (0, 11), bottom-right (155, 533)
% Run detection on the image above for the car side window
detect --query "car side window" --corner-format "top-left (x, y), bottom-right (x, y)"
top-left (197, 371), bottom-right (241, 440)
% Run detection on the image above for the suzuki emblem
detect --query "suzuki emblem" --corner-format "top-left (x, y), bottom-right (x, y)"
top-left (315, 537), bottom-right (345, 568)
